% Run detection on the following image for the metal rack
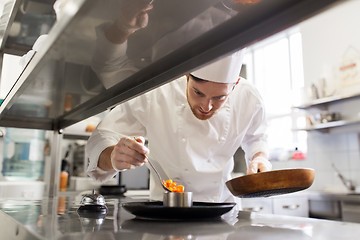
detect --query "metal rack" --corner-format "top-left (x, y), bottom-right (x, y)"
top-left (293, 93), bottom-right (360, 132)
top-left (0, 0), bottom-right (343, 197)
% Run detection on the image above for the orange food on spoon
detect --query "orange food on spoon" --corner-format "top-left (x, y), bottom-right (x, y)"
top-left (162, 179), bottom-right (185, 192)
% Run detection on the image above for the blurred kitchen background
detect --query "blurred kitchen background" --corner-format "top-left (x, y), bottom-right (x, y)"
top-left (0, 0), bottom-right (360, 217)
top-left (235, 0), bottom-right (360, 193)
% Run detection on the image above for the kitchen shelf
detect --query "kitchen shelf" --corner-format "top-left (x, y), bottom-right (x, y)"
top-left (0, 0), bottom-right (342, 131)
top-left (293, 92), bottom-right (360, 132)
top-left (293, 93), bottom-right (360, 110)
top-left (293, 118), bottom-right (360, 132)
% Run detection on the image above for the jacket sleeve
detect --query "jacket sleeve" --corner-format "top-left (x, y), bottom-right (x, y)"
top-left (239, 83), bottom-right (269, 165)
top-left (91, 23), bottom-right (138, 89)
top-left (85, 95), bottom-right (149, 182)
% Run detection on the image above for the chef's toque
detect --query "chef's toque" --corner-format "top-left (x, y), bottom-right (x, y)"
top-left (191, 50), bottom-right (245, 83)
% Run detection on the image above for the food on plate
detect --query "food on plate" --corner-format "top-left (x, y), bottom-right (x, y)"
top-left (162, 179), bottom-right (185, 192)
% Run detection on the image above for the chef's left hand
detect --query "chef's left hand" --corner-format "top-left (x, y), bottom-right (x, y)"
top-left (247, 156), bottom-right (272, 174)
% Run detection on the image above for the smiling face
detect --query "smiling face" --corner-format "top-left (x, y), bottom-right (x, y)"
top-left (186, 74), bottom-right (235, 120)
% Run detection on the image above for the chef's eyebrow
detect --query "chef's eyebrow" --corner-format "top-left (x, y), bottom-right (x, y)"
top-left (192, 86), bottom-right (228, 99)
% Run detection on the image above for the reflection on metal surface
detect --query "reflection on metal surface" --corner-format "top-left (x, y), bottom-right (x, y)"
top-left (121, 217), bottom-right (235, 239)
top-left (3, 0), bottom-right (56, 55)
top-left (77, 208), bottom-right (107, 232)
top-left (0, 0), bottom-right (343, 131)
top-left (228, 225), bottom-right (312, 240)
top-left (2, 195), bottom-right (360, 239)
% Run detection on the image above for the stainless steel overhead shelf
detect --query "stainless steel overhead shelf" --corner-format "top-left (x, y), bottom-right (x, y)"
top-left (0, 0), bottom-right (343, 131)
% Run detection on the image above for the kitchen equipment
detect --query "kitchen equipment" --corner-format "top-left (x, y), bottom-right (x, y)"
top-left (99, 184), bottom-right (127, 195)
top-left (146, 155), bottom-right (173, 192)
top-left (77, 189), bottom-right (107, 213)
top-left (331, 163), bottom-right (355, 191)
top-left (121, 201), bottom-right (236, 220)
top-left (133, 137), bottom-right (173, 192)
top-left (99, 171), bottom-right (127, 195)
top-left (163, 191), bottom-right (193, 207)
top-left (226, 168), bottom-right (315, 198)
top-left (314, 111), bottom-right (341, 124)
top-left (77, 195), bottom-right (108, 232)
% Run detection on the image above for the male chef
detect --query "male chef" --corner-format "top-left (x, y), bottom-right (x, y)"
top-left (86, 50), bottom-right (271, 204)
top-left (85, 0), bottom-right (271, 205)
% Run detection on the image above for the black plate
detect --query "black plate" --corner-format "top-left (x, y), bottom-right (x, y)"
top-left (122, 201), bottom-right (236, 220)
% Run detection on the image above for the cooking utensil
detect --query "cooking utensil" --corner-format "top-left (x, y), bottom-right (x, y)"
top-left (331, 163), bottom-right (355, 191)
top-left (99, 185), bottom-right (127, 195)
top-left (163, 191), bottom-right (193, 207)
top-left (226, 168), bottom-right (315, 198)
top-left (133, 137), bottom-right (172, 192)
top-left (146, 155), bottom-right (173, 192)
top-left (121, 201), bottom-right (236, 220)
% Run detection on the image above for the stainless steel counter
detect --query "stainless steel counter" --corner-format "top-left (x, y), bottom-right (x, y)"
top-left (1, 192), bottom-right (360, 240)
top-left (307, 191), bottom-right (360, 222)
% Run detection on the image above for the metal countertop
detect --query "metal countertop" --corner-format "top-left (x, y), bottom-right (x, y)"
top-left (1, 192), bottom-right (360, 240)
top-left (306, 191), bottom-right (360, 202)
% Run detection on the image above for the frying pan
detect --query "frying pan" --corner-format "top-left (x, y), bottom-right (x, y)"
top-left (226, 168), bottom-right (315, 198)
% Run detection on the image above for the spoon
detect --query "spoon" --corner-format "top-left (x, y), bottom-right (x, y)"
top-left (146, 155), bottom-right (173, 192)
top-left (133, 137), bottom-right (172, 192)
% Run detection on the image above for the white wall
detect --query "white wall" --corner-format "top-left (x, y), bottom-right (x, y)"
top-left (301, 0), bottom-right (360, 97)
top-left (0, 54), bottom-right (22, 99)
top-left (272, 0), bottom-right (360, 192)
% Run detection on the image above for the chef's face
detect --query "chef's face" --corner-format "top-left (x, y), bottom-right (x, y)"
top-left (186, 74), bottom-right (235, 120)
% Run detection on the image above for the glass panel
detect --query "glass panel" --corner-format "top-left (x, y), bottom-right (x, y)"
top-left (0, 0), bottom-right (342, 130)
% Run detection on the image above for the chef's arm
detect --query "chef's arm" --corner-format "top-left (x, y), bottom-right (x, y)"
top-left (98, 146), bottom-right (115, 171)
top-left (91, 0), bottom-right (153, 89)
top-left (247, 152), bottom-right (272, 174)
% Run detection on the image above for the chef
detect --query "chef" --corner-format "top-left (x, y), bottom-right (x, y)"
top-left (85, 0), bottom-right (271, 206)
top-left (86, 47), bottom-right (271, 205)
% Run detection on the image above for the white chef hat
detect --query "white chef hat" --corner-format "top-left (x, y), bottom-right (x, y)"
top-left (191, 50), bottom-right (245, 83)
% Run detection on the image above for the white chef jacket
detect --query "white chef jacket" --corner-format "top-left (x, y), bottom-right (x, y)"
top-left (86, 75), bottom-right (268, 204)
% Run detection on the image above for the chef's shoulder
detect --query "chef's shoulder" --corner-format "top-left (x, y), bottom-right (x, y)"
top-left (233, 78), bottom-right (263, 101)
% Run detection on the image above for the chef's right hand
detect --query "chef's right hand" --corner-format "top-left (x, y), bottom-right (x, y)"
top-left (111, 136), bottom-right (149, 171)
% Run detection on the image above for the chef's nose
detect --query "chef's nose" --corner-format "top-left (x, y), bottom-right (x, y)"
top-left (200, 98), bottom-right (213, 112)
